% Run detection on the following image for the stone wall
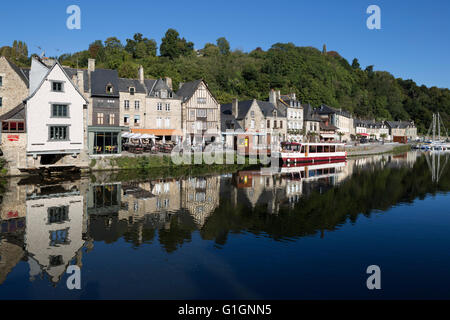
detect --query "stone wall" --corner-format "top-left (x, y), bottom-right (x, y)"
top-left (0, 57), bottom-right (28, 117)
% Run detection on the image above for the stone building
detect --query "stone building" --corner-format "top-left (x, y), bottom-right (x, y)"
top-left (0, 56), bottom-right (29, 117)
top-left (140, 77), bottom-right (182, 142)
top-left (315, 104), bottom-right (353, 142)
top-left (118, 70), bottom-right (147, 130)
top-left (269, 90), bottom-right (303, 142)
top-left (221, 98), bottom-right (287, 153)
top-left (302, 104), bottom-right (321, 141)
top-left (385, 121), bottom-right (417, 140)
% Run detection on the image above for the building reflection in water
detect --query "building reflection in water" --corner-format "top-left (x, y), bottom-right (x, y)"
top-left (0, 151), bottom-right (432, 286)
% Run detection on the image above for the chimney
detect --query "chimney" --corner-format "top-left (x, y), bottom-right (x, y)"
top-left (77, 70), bottom-right (84, 93)
top-left (88, 58), bottom-right (95, 72)
top-left (178, 82), bottom-right (184, 90)
top-left (276, 90), bottom-right (281, 101)
top-left (290, 92), bottom-right (296, 100)
top-left (41, 57), bottom-right (56, 67)
top-left (269, 89), bottom-right (277, 104)
top-left (164, 77), bottom-right (173, 90)
top-left (138, 65), bottom-right (144, 84)
top-left (232, 98), bottom-right (239, 117)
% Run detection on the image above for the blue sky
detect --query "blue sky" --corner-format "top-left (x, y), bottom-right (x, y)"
top-left (1, 0), bottom-right (449, 88)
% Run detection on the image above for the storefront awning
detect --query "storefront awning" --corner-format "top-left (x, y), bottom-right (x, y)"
top-left (131, 129), bottom-right (183, 136)
top-left (358, 133), bottom-right (369, 137)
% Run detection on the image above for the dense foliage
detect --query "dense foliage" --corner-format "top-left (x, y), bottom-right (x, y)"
top-left (2, 30), bottom-right (449, 133)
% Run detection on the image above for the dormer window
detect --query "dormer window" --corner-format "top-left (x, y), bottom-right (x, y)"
top-left (106, 83), bottom-right (113, 94)
top-left (52, 81), bottom-right (64, 92)
top-left (161, 90), bottom-right (167, 98)
top-left (273, 110), bottom-right (277, 117)
top-left (129, 87), bottom-right (135, 95)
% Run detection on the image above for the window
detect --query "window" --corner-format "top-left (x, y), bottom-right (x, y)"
top-left (93, 132), bottom-right (119, 154)
top-left (197, 109), bottom-right (207, 118)
top-left (157, 102), bottom-right (162, 111)
top-left (109, 113), bottom-right (115, 125)
top-left (48, 206), bottom-right (69, 223)
top-left (52, 81), bottom-right (63, 92)
top-left (106, 84), bottom-right (113, 93)
top-left (165, 117), bottom-right (170, 128)
top-left (161, 90), bottom-right (167, 98)
top-left (51, 104), bottom-right (68, 117)
top-left (129, 87), bottom-right (135, 95)
top-left (165, 103), bottom-right (170, 111)
top-left (124, 100), bottom-right (130, 110)
top-left (49, 126), bottom-right (68, 140)
top-left (97, 113), bottom-right (104, 125)
top-left (197, 97), bottom-right (206, 104)
top-left (274, 120), bottom-right (277, 128)
top-left (250, 119), bottom-right (255, 129)
top-left (251, 111), bottom-right (255, 118)
top-left (156, 117), bottom-right (162, 128)
top-left (0, 97), bottom-right (2, 107)
top-left (267, 120), bottom-right (270, 128)
top-left (0, 76), bottom-right (2, 87)
top-left (280, 121), bottom-right (283, 129)
top-left (2, 121), bottom-right (25, 132)
top-left (190, 110), bottom-right (195, 120)
top-left (134, 115), bottom-right (140, 125)
top-left (135, 100), bottom-right (140, 110)
top-left (124, 115), bottom-right (129, 124)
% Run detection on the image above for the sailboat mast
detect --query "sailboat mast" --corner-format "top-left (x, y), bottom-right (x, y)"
top-left (432, 113), bottom-right (436, 142)
top-left (438, 113), bottom-right (441, 142)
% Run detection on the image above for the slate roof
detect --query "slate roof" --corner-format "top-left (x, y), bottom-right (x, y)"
top-left (220, 111), bottom-right (243, 132)
top-left (221, 100), bottom-right (285, 121)
top-left (354, 119), bottom-right (387, 128)
top-left (257, 100), bottom-right (286, 117)
top-left (0, 102), bottom-right (26, 121)
top-left (62, 67), bottom-right (89, 93)
top-left (385, 120), bottom-right (414, 129)
top-left (221, 100), bottom-right (254, 120)
top-left (118, 78), bottom-right (147, 94)
top-left (303, 104), bottom-right (321, 122)
top-left (176, 79), bottom-right (203, 102)
top-left (316, 104), bottom-right (352, 118)
top-left (147, 78), bottom-right (179, 98)
top-left (90, 69), bottom-right (120, 97)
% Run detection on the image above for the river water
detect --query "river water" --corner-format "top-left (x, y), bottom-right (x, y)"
top-left (0, 151), bottom-right (449, 299)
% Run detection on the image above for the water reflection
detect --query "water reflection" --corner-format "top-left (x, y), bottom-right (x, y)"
top-left (0, 151), bottom-right (448, 288)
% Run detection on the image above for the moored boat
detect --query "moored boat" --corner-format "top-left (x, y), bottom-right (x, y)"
top-left (279, 142), bottom-right (347, 163)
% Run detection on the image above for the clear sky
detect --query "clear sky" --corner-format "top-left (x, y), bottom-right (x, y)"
top-left (1, 0), bottom-right (449, 89)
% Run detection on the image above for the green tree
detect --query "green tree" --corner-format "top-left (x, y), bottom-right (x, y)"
top-left (160, 28), bottom-right (194, 59)
top-left (125, 33), bottom-right (157, 59)
top-left (216, 37), bottom-right (230, 55)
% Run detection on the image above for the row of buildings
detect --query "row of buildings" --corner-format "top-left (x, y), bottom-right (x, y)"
top-left (0, 56), bottom-right (417, 174)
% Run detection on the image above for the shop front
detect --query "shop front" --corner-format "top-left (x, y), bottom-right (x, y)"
top-left (88, 126), bottom-right (128, 155)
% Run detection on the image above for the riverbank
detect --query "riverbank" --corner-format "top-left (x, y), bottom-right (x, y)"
top-left (346, 143), bottom-right (411, 157)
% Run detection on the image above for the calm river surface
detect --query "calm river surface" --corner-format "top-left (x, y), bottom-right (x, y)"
top-left (0, 151), bottom-right (449, 299)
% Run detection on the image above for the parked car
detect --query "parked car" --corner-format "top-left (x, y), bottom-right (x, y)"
top-left (360, 137), bottom-right (368, 144)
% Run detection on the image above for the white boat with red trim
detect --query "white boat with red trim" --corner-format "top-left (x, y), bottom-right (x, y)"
top-left (279, 142), bottom-right (347, 163)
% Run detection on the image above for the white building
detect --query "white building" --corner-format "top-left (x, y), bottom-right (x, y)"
top-left (25, 57), bottom-right (88, 166)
